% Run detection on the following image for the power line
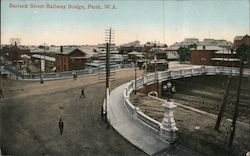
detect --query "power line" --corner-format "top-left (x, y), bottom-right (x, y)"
top-left (162, 0), bottom-right (166, 44)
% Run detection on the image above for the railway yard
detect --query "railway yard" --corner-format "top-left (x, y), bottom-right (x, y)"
top-left (131, 75), bottom-right (250, 156)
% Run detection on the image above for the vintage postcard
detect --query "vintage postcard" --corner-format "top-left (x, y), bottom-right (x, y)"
top-left (0, 0), bottom-right (249, 156)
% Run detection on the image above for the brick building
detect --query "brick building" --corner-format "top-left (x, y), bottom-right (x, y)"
top-left (211, 35), bottom-right (249, 67)
top-left (190, 45), bottom-right (241, 67)
top-left (190, 46), bottom-right (217, 65)
top-left (233, 35), bottom-right (250, 47)
top-left (232, 34), bottom-right (250, 67)
top-left (211, 50), bottom-right (240, 67)
top-left (55, 46), bottom-right (87, 72)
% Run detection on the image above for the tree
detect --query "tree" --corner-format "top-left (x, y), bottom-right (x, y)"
top-left (177, 47), bottom-right (190, 63)
top-left (236, 44), bottom-right (250, 67)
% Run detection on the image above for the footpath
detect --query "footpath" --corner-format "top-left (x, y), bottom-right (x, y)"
top-left (108, 83), bottom-right (170, 155)
top-left (107, 64), bottom-right (196, 155)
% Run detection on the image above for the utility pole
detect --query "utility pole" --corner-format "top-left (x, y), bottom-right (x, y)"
top-left (39, 56), bottom-right (42, 82)
top-left (44, 42), bottom-right (46, 71)
top-left (154, 46), bottom-right (159, 95)
top-left (214, 74), bottom-right (231, 130)
top-left (103, 27), bottom-right (114, 122)
top-left (134, 57), bottom-right (137, 95)
top-left (39, 43), bottom-right (46, 84)
top-left (10, 38), bottom-right (21, 80)
top-left (14, 41), bottom-right (18, 80)
top-left (106, 42), bottom-right (110, 92)
top-left (0, 39), bottom-right (2, 95)
top-left (228, 58), bottom-right (243, 147)
top-left (162, 0), bottom-right (166, 44)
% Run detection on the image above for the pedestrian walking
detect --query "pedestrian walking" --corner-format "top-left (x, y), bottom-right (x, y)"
top-left (0, 88), bottom-right (4, 98)
top-left (72, 71), bottom-right (75, 80)
top-left (80, 88), bottom-right (85, 98)
top-left (58, 118), bottom-right (64, 135)
top-left (72, 71), bottom-right (77, 80)
top-left (40, 78), bottom-right (44, 84)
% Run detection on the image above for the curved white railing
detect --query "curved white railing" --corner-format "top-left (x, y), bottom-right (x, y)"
top-left (122, 66), bottom-right (250, 133)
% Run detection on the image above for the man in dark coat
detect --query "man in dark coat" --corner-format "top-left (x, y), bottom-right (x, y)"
top-left (59, 118), bottom-right (64, 135)
top-left (0, 88), bottom-right (4, 98)
top-left (80, 88), bottom-right (85, 98)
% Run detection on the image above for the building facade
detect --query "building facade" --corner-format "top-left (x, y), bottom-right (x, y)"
top-left (233, 35), bottom-right (250, 47)
top-left (190, 45), bottom-right (240, 67)
top-left (190, 46), bottom-right (217, 65)
top-left (55, 47), bottom-right (87, 72)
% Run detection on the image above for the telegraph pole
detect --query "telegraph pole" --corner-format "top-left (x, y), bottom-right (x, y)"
top-left (14, 42), bottom-right (18, 80)
top-left (103, 28), bottom-right (114, 122)
top-left (228, 58), bottom-right (243, 147)
top-left (39, 43), bottom-right (46, 84)
top-left (106, 42), bottom-right (110, 91)
top-left (134, 57), bottom-right (137, 95)
top-left (154, 46), bottom-right (159, 95)
top-left (10, 38), bottom-right (21, 80)
top-left (214, 74), bottom-right (231, 130)
top-left (39, 57), bottom-right (42, 82)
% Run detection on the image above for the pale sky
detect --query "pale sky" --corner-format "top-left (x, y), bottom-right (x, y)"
top-left (1, 0), bottom-right (250, 46)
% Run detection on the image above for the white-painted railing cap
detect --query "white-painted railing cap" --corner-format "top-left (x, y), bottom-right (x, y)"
top-left (162, 100), bottom-right (177, 109)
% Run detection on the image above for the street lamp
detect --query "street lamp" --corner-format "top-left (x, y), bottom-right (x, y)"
top-left (163, 81), bottom-right (175, 101)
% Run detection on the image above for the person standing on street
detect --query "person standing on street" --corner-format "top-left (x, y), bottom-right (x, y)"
top-left (80, 88), bottom-right (85, 99)
top-left (72, 71), bottom-right (77, 80)
top-left (0, 88), bottom-right (4, 98)
top-left (58, 118), bottom-right (64, 135)
top-left (75, 73), bottom-right (77, 80)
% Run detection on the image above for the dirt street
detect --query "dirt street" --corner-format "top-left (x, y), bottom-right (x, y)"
top-left (0, 69), bottom-right (146, 156)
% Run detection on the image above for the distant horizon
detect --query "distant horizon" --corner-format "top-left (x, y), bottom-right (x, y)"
top-left (1, 35), bottom-right (249, 47)
top-left (1, 0), bottom-right (249, 46)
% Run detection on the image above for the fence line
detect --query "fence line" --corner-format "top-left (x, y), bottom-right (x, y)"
top-left (122, 66), bottom-right (250, 134)
top-left (4, 64), bottom-right (134, 80)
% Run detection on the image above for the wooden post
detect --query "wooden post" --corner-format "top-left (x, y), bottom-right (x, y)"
top-left (134, 57), bottom-right (137, 95)
top-left (228, 58), bottom-right (243, 147)
top-left (106, 43), bottom-right (109, 90)
top-left (214, 74), bottom-right (231, 130)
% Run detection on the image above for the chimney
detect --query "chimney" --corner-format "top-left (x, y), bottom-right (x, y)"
top-left (203, 45), bottom-right (205, 50)
top-left (60, 46), bottom-right (63, 53)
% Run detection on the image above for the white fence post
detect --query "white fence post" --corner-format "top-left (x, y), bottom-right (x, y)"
top-left (160, 100), bottom-right (178, 143)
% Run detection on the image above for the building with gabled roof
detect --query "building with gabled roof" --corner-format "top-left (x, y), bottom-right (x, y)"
top-left (55, 46), bottom-right (87, 72)
top-left (190, 45), bottom-right (240, 67)
top-left (233, 34), bottom-right (250, 47)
